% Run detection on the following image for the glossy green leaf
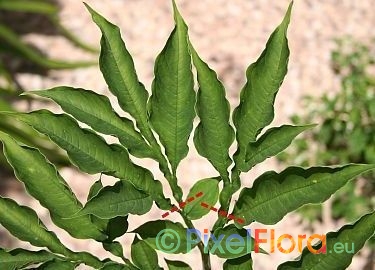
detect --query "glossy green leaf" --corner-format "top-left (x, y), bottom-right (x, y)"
top-left (36, 260), bottom-right (76, 270)
top-left (85, 4), bottom-right (153, 140)
top-left (134, 220), bottom-right (194, 254)
top-left (183, 178), bottom-right (220, 220)
top-left (165, 259), bottom-right (192, 270)
top-left (80, 181), bottom-right (152, 219)
top-left (243, 124), bottom-right (316, 171)
top-left (0, 197), bottom-right (71, 256)
top-left (0, 248), bottom-right (56, 270)
top-left (233, 3), bottom-right (292, 167)
top-left (99, 263), bottom-right (135, 270)
top-left (223, 254), bottom-right (253, 270)
top-left (208, 225), bottom-right (257, 259)
top-left (233, 164), bottom-right (375, 225)
top-left (148, 0), bottom-right (195, 172)
top-left (0, 131), bottom-right (106, 241)
top-left (278, 211), bottom-right (375, 270)
top-left (4, 110), bottom-right (170, 209)
top-left (131, 236), bottom-right (160, 270)
top-left (26, 87), bottom-right (153, 158)
top-left (190, 45), bottom-right (234, 181)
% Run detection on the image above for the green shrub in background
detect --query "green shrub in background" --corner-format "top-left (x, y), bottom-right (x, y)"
top-left (0, 0), bottom-right (99, 170)
top-left (0, 1), bottom-right (374, 269)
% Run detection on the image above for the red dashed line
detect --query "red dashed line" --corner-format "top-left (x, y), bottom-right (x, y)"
top-left (161, 191), bottom-right (246, 225)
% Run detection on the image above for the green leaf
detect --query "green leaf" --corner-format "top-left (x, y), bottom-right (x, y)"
top-left (243, 124), bottom-right (316, 171)
top-left (131, 236), bottom-right (160, 270)
top-left (0, 197), bottom-right (71, 256)
top-left (233, 164), bottom-right (375, 225)
top-left (0, 248), bottom-right (56, 270)
top-left (190, 45), bottom-right (234, 181)
top-left (102, 242), bottom-right (124, 259)
top-left (4, 110), bottom-right (170, 209)
top-left (233, 3), bottom-right (292, 167)
top-left (277, 211), bottom-right (375, 270)
top-left (85, 4), bottom-right (153, 140)
top-left (36, 260), bottom-right (76, 270)
top-left (0, 131), bottom-right (106, 241)
top-left (183, 178), bottom-right (220, 220)
top-left (208, 225), bottom-right (257, 259)
top-left (100, 262), bottom-right (135, 270)
top-left (26, 87), bottom-right (153, 158)
top-left (165, 259), bottom-right (192, 270)
top-left (223, 254), bottom-right (253, 270)
top-left (134, 220), bottom-right (194, 254)
top-left (80, 181), bottom-right (152, 219)
top-left (148, 0), bottom-right (195, 172)
top-left (0, 0), bottom-right (58, 14)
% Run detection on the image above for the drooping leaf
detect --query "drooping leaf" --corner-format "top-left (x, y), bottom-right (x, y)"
top-left (190, 45), bottom-right (234, 181)
top-left (80, 181), bottom-right (152, 219)
top-left (223, 254), bottom-right (253, 270)
top-left (233, 164), bottom-right (375, 225)
top-left (0, 131), bottom-right (106, 241)
top-left (232, 3), bottom-right (292, 168)
top-left (0, 248), bottom-right (56, 270)
top-left (148, 0), bottom-right (195, 172)
top-left (165, 259), bottom-right (192, 270)
top-left (242, 124), bottom-right (316, 171)
top-left (208, 225), bottom-right (257, 259)
top-left (85, 4), bottom-right (153, 141)
top-left (3, 110), bottom-right (170, 209)
top-left (183, 177), bottom-right (220, 220)
top-left (277, 211), bottom-right (375, 270)
top-left (134, 220), bottom-right (194, 254)
top-left (0, 197), bottom-right (71, 256)
top-left (0, 0), bottom-right (58, 14)
top-left (131, 236), bottom-right (160, 270)
top-left (36, 260), bottom-right (76, 270)
top-left (26, 87), bottom-right (153, 158)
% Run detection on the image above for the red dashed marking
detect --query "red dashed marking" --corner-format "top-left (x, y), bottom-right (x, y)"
top-left (161, 191), bottom-right (246, 224)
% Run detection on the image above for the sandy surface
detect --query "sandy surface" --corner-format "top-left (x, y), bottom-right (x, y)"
top-left (1, 0), bottom-right (374, 269)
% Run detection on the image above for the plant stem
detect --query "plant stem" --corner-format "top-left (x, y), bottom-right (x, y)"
top-left (180, 211), bottom-right (211, 270)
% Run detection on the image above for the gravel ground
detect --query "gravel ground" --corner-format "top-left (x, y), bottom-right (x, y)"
top-left (1, 0), bottom-right (375, 269)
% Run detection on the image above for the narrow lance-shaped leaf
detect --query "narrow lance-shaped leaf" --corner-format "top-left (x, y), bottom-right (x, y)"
top-left (131, 236), bottom-right (160, 270)
top-left (0, 248), bottom-right (56, 270)
top-left (36, 260), bottom-right (76, 270)
top-left (79, 181), bottom-right (152, 219)
top-left (148, 0), bottom-right (195, 173)
top-left (0, 197), bottom-right (71, 256)
top-left (190, 44), bottom-right (234, 181)
top-left (233, 164), bottom-right (375, 225)
top-left (0, 131), bottom-right (106, 241)
top-left (233, 3), bottom-right (292, 168)
top-left (278, 211), bottom-right (375, 270)
top-left (26, 87), bottom-right (153, 158)
top-left (85, 4), bottom-right (153, 141)
top-left (2, 110), bottom-right (170, 209)
top-left (242, 124), bottom-right (316, 172)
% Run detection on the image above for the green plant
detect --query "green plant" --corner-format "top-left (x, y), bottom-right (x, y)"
top-left (278, 37), bottom-right (375, 223)
top-left (0, 0), bottom-right (99, 169)
top-left (0, 1), bottom-right (374, 269)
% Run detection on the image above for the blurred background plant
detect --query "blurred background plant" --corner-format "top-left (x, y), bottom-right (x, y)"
top-left (278, 36), bottom-right (375, 267)
top-left (0, 0), bottom-right (98, 172)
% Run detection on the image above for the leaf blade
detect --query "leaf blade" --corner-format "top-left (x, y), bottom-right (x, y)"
top-left (233, 164), bottom-right (375, 225)
top-left (0, 248), bottom-right (56, 270)
top-left (148, 0), bottom-right (195, 172)
top-left (233, 3), bottom-right (292, 167)
top-left (190, 45), bottom-right (234, 180)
